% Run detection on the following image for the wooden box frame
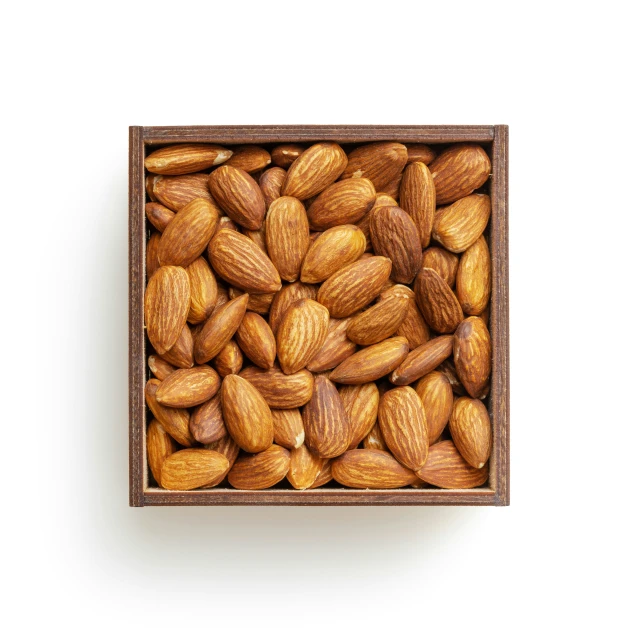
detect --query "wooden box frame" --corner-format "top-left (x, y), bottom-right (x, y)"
top-left (129, 125), bottom-right (509, 507)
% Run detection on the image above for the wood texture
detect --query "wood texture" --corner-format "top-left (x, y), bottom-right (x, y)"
top-left (129, 124), bottom-right (509, 507)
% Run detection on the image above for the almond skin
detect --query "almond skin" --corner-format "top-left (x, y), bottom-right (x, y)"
top-left (369, 206), bottom-right (422, 284)
top-left (310, 459), bottom-right (333, 488)
top-left (422, 247), bottom-right (459, 288)
top-left (378, 386), bottom-right (429, 471)
top-left (242, 226), bottom-right (268, 255)
top-left (152, 173), bottom-right (214, 211)
top-left (160, 449), bottom-right (230, 490)
top-left (453, 316), bottom-right (491, 398)
top-left (147, 420), bottom-right (177, 485)
top-left (405, 143), bottom-right (437, 165)
top-left (229, 288), bottom-right (274, 314)
top-left (228, 445), bottom-right (291, 490)
top-left (332, 449), bottom-right (417, 488)
top-left (306, 178), bottom-right (376, 230)
top-left (300, 224), bottom-right (367, 284)
top-left (223, 145), bottom-right (271, 173)
top-left (281, 142), bottom-right (348, 200)
top-left (213, 339), bottom-right (243, 377)
top-left (378, 285), bottom-right (430, 350)
top-left (221, 374), bottom-right (274, 453)
top-left (235, 312), bottom-right (277, 369)
top-left (277, 299), bottom-right (330, 374)
top-left (303, 375), bottom-right (351, 458)
top-left (340, 383), bottom-right (380, 449)
top-left (194, 294), bottom-right (249, 364)
top-left (449, 397), bottom-right (492, 469)
top-left (362, 422), bottom-right (388, 451)
top-left (399, 162), bottom-right (436, 248)
top-left (189, 394), bottom-right (226, 445)
top-left (416, 440), bottom-right (488, 488)
top-left (414, 267), bottom-right (464, 334)
top-left (145, 202), bottom-right (175, 232)
top-left (208, 165), bottom-right (266, 230)
top-left (271, 144), bottom-right (305, 168)
top-left (162, 323), bottom-right (194, 369)
top-left (456, 235), bottom-right (491, 315)
top-left (148, 355), bottom-right (176, 381)
top-left (239, 365), bottom-right (314, 409)
top-left (330, 336), bottom-right (409, 384)
top-left (186, 257), bottom-right (218, 324)
top-left (144, 266), bottom-right (191, 355)
top-left (146, 232), bottom-right (161, 281)
top-left (158, 198), bottom-right (220, 268)
top-left (340, 142), bottom-right (408, 190)
top-left (433, 194), bottom-right (491, 253)
top-left (155, 365), bottom-right (221, 408)
top-left (346, 288), bottom-right (410, 346)
top-left (208, 229), bottom-right (282, 294)
top-left (317, 256), bottom-right (392, 318)
top-left (145, 379), bottom-right (195, 447)
top-left (287, 443), bottom-right (323, 490)
top-left (306, 317), bottom-right (357, 373)
top-left (268, 281), bottom-right (318, 334)
top-left (415, 371), bottom-right (454, 444)
top-left (429, 143), bottom-right (491, 205)
top-left (259, 167), bottom-right (287, 208)
top-left (272, 409), bottom-right (305, 449)
top-left (265, 196), bottom-right (310, 282)
top-left (358, 193), bottom-right (397, 251)
top-left (390, 335), bottom-right (454, 385)
top-left (145, 144), bottom-right (231, 175)
top-left (202, 435), bottom-right (240, 487)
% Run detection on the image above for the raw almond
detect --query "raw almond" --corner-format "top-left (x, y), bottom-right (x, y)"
top-left (306, 317), bottom-right (357, 372)
top-left (432, 194), bottom-right (491, 253)
top-left (145, 378), bottom-right (194, 447)
top-left (422, 247), bottom-right (459, 288)
top-left (429, 143), bottom-right (491, 205)
top-left (268, 281), bottom-right (318, 334)
top-left (216, 216), bottom-right (239, 233)
top-left (152, 173), bottom-right (214, 211)
top-left (228, 444), bottom-right (291, 490)
top-left (456, 235), bottom-right (491, 315)
top-left (390, 335), bottom-right (454, 385)
top-left (306, 178), bottom-right (376, 230)
top-left (146, 232), bottom-right (161, 280)
top-left (208, 229), bottom-right (282, 294)
top-left (259, 167), bottom-right (287, 208)
top-left (332, 449), bottom-right (417, 488)
top-left (229, 288), bottom-right (274, 314)
top-left (271, 144), bottom-right (305, 168)
top-left (340, 142), bottom-right (408, 190)
top-left (378, 285), bottom-right (430, 350)
top-left (453, 316), bottom-right (491, 398)
top-left (145, 202), bottom-right (175, 232)
top-left (415, 371), bottom-right (454, 444)
top-left (147, 419), bottom-right (177, 485)
top-left (358, 193), bottom-right (397, 251)
top-left (346, 287), bottom-right (410, 345)
top-left (239, 365), bottom-right (314, 409)
top-left (415, 440), bottom-right (488, 488)
top-left (310, 458), bottom-right (333, 488)
top-left (144, 266), bottom-right (190, 355)
top-left (186, 257), bottom-right (218, 324)
top-left (221, 374), bottom-right (274, 452)
top-left (340, 383), bottom-right (379, 449)
top-left (155, 365), bottom-right (220, 408)
top-left (208, 165), bottom-right (266, 230)
top-left (148, 354), bottom-right (176, 381)
top-left (281, 142), bottom-right (348, 200)
top-left (378, 171), bottom-right (402, 200)
top-left (161, 323), bottom-right (194, 369)
top-left (223, 145), bottom-right (271, 173)
top-left (330, 336), bottom-right (409, 384)
top-left (437, 359), bottom-right (467, 396)
top-left (405, 143), bottom-right (437, 165)
top-left (362, 422), bottom-right (388, 451)
top-left (213, 339), bottom-right (243, 377)
top-left (145, 144), bottom-right (232, 175)
top-left (265, 197), bottom-right (310, 282)
top-left (242, 226), bottom-right (268, 254)
top-left (189, 394), bottom-right (226, 445)
top-left (449, 397), bottom-right (492, 469)
top-left (414, 267), bottom-right (464, 334)
top-left (272, 408), bottom-right (305, 449)
top-left (287, 443), bottom-right (323, 489)
top-left (202, 434), bottom-right (240, 487)
top-left (399, 162), bottom-right (436, 248)
top-left (235, 312), bottom-right (277, 369)
top-left (317, 256), bottom-right (392, 318)
top-left (160, 449), bottom-right (230, 490)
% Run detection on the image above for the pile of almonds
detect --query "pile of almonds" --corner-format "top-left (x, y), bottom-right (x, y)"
top-left (143, 140), bottom-right (493, 491)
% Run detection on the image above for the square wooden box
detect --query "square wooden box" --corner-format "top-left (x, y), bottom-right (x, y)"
top-left (129, 125), bottom-right (509, 507)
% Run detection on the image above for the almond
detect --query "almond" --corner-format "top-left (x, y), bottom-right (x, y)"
top-left (208, 229), bottom-right (281, 294)
top-left (148, 354), bottom-right (176, 381)
top-left (415, 371), bottom-right (454, 444)
top-left (223, 145), bottom-right (271, 173)
top-left (306, 317), bottom-right (357, 372)
top-left (186, 257), bottom-right (218, 324)
top-left (239, 365), bottom-right (314, 409)
top-left (259, 167), bottom-right (287, 208)
top-left (358, 193), bottom-right (397, 251)
top-left (340, 142), bottom-right (407, 190)
top-left (145, 144), bottom-right (231, 175)
top-left (242, 225), bottom-right (268, 254)
top-left (287, 443), bottom-right (323, 490)
top-left (194, 294), bottom-right (248, 364)
top-left (228, 444), bottom-right (291, 490)
top-left (414, 267), bottom-right (464, 334)
top-left (422, 247), bottom-right (459, 288)
top-left (271, 144), bottom-right (305, 168)
top-left (202, 434), bottom-right (240, 487)
top-left (144, 266), bottom-right (190, 355)
top-left (399, 162), bottom-right (436, 248)
top-left (449, 397), bottom-right (492, 469)
top-left (145, 202), bottom-right (175, 232)
top-left (306, 178), bottom-right (376, 230)
top-left (268, 281), bottom-right (318, 334)
top-left (362, 422), bottom-right (388, 451)
top-left (453, 316), bottom-right (491, 398)
top-left (235, 311), bottom-right (277, 369)
top-left (456, 235), bottom-right (491, 315)
top-left (160, 449), bottom-right (230, 490)
top-left (369, 206), bottom-right (422, 284)
top-left (158, 198), bottom-right (220, 267)
top-left (229, 288), bottom-right (274, 314)
top-left (152, 173), bottom-right (214, 211)
top-left (331, 449), bottom-right (417, 488)
top-left (310, 459), bottom-right (333, 488)
top-left (272, 409), bottom-right (305, 449)
top-left (405, 143), bottom-right (437, 165)
top-left (213, 339), bottom-right (243, 377)
top-left (300, 224), bottom-right (367, 283)
top-left (146, 232), bottom-right (161, 280)
top-left (317, 256), bottom-right (392, 318)
top-left (146, 174), bottom-right (157, 201)
top-left (161, 323), bottom-right (194, 369)
top-left (277, 299), bottom-right (330, 374)
top-left (208, 165), bottom-right (266, 230)
top-left (378, 386), bottom-right (429, 470)
top-left (429, 143), bottom-right (491, 205)
top-left (330, 336), bottom-right (409, 384)
top-left (378, 171), bottom-right (402, 200)
top-left (379, 285), bottom-right (430, 350)
top-left (415, 440), bottom-right (488, 488)
top-left (145, 379), bottom-right (194, 447)
top-left (265, 196), bottom-right (310, 282)
top-left (189, 394), bottom-right (226, 445)
top-left (155, 365), bottom-right (220, 408)
top-left (147, 419), bottom-right (177, 485)
top-left (303, 375), bottom-right (351, 458)
top-left (433, 194), bottom-right (491, 253)
top-left (390, 335), bottom-right (454, 385)
top-left (346, 287), bottom-right (410, 345)
top-left (221, 374), bottom-right (273, 452)
top-left (437, 359), bottom-right (467, 396)
top-left (340, 383), bottom-right (379, 449)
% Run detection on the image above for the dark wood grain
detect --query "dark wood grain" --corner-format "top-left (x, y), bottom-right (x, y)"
top-left (129, 125), bottom-right (509, 507)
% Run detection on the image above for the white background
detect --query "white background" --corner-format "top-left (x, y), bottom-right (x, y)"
top-left (3, 1), bottom-right (638, 637)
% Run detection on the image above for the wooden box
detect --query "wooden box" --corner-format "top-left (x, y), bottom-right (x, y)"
top-left (129, 125), bottom-right (509, 506)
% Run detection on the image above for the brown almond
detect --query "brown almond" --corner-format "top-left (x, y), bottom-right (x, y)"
top-left (229, 288), bottom-right (274, 314)
top-left (147, 419), bottom-right (177, 485)
top-left (239, 366), bottom-right (314, 409)
top-left (213, 339), bottom-right (243, 377)
top-left (378, 172), bottom-right (403, 200)
top-left (379, 285), bottom-right (429, 350)
top-left (223, 145), bottom-right (271, 173)
top-left (422, 247), bottom-right (459, 288)
top-left (146, 232), bottom-right (161, 281)
top-left (332, 449), bottom-right (417, 488)
top-left (272, 409), bottom-right (305, 449)
top-left (306, 317), bottom-right (357, 372)
top-left (340, 142), bottom-right (408, 190)
top-left (449, 397), bottom-right (492, 469)
top-left (437, 359), bottom-right (467, 396)
top-left (414, 267), bottom-right (464, 334)
top-left (415, 371), bottom-right (454, 444)
top-left (269, 281), bottom-right (318, 334)
top-left (228, 444), bottom-right (291, 490)
top-left (189, 395), bottom-right (226, 445)
top-left (362, 422), bottom-right (388, 451)
top-left (152, 173), bottom-right (214, 211)
top-left (346, 288), bottom-right (410, 345)
top-left (456, 235), bottom-right (491, 315)
top-left (358, 193), bottom-right (397, 251)
top-left (146, 174), bottom-right (158, 201)
top-left (310, 459), bottom-right (333, 488)
top-left (186, 257), bottom-right (218, 324)
top-left (145, 202), bottom-right (175, 232)
top-left (340, 383), bottom-right (379, 449)
top-left (148, 354), bottom-right (176, 381)
top-left (271, 144), bottom-right (305, 168)
top-left (306, 178), bottom-right (376, 230)
top-left (216, 216), bottom-right (239, 233)
top-left (390, 335), bottom-right (454, 385)
top-left (145, 144), bottom-right (231, 175)
top-left (433, 194), bottom-right (491, 253)
top-left (330, 336), bottom-right (409, 384)
top-left (287, 443), bottom-right (323, 490)
top-left (160, 449), bottom-right (230, 490)
top-left (161, 323), bottom-right (194, 369)
top-left (416, 440), bottom-right (488, 488)
top-left (399, 162), bottom-right (436, 248)
top-left (405, 143), bottom-right (437, 165)
top-left (454, 316), bottom-right (491, 398)
top-left (155, 365), bottom-right (220, 408)
top-left (236, 312), bottom-right (277, 369)
top-left (259, 167), bottom-right (287, 208)
top-left (242, 225), bottom-right (267, 254)
top-left (202, 434), bottom-right (240, 487)
top-left (145, 378), bottom-right (194, 447)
